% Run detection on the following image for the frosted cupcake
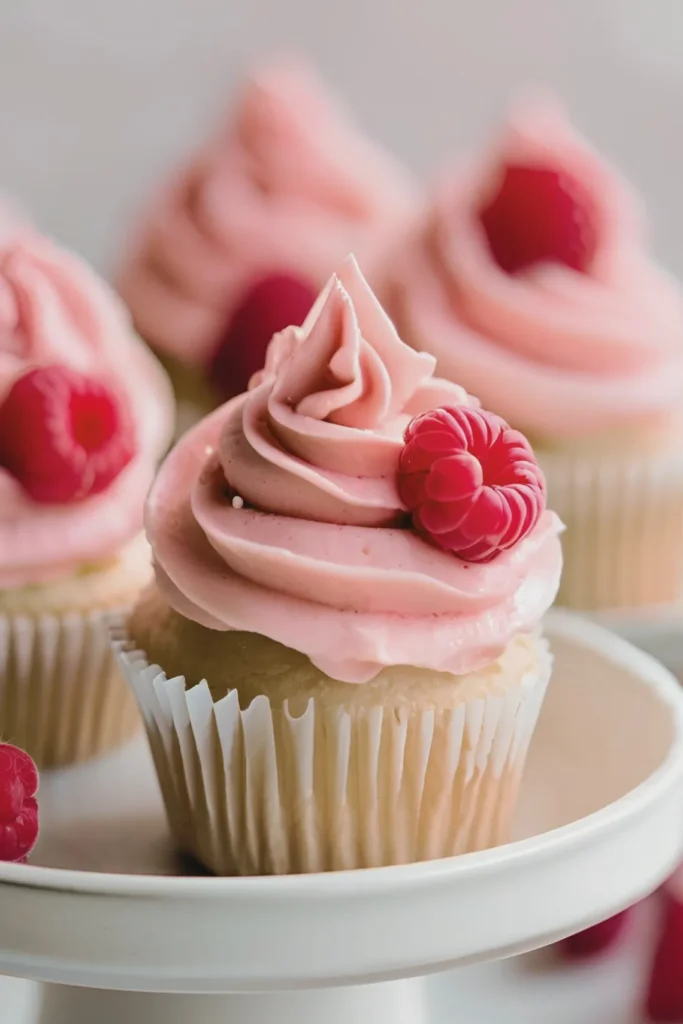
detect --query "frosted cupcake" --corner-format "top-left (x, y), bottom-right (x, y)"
top-left (386, 98), bottom-right (683, 612)
top-left (0, 231), bottom-right (174, 767)
top-left (116, 58), bottom-right (418, 433)
top-left (114, 256), bottom-right (563, 875)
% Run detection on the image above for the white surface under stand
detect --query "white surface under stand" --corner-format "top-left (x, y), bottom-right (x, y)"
top-left (2, 612), bottom-right (683, 1024)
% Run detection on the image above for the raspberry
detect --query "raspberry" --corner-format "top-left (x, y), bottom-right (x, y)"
top-left (478, 163), bottom-right (598, 274)
top-left (209, 272), bottom-right (317, 401)
top-left (0, 744), bottom-right (39, 863)
top-left (645, 889), bottom-right (683, 1021)
top-left (398, 405), bottom-right (546, 563)
top-left (0, 365), bottom-right (136, 503)
top-left (559, 908), bottom-right (634, 960)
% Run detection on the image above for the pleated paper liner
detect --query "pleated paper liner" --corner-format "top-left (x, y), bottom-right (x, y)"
top-left (0, 609), bottom-right (141, 768)
top-left (541, 447), bottom-right (683, 612)
top-left (113, 629), bottom-right (552, 876)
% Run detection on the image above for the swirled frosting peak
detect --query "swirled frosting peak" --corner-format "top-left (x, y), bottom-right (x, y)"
top-left (117, 56), bottom-right (419, 371)
top-left (388, 96), bottom-right (683, 442)
top-left (217, 257), bottom-right (457, 529)
top-left (0, 231), bottom-right (173, 590)
top-left (147, 257), bottom-right (563, 682)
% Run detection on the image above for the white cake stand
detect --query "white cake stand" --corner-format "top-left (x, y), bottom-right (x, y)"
top-left (597, 607), bottom-right (683, 678)
top-left (1, 612), bottom-right (683, 1024)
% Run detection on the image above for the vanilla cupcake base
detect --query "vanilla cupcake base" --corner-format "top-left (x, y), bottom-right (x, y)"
top-left (540, 446), bottom-right (683, 612)
top-left (0, 537), bottom-right (151, 767)
top-left (114, 589), bottom-right (552, 875)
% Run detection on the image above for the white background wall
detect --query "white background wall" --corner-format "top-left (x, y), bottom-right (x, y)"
top-left (0, 0), bottom-right (681, 276)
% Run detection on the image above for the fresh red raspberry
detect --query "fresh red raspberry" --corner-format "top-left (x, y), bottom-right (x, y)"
top-left (559, 908), bottom-right (634, 960)
top-left (398, 405), bottom-right (546, 563)
top-left (478, 163), bottom-right (599, 274)
top-left (209, 272), bottom-right (317, 400)
top-left (0, 365), bottom-right (136, 504)
top-left (0, 744), bottom-right (39, 863)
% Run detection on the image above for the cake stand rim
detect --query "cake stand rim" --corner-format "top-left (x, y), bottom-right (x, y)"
top-left (0, 608), bottom-right (680, 900)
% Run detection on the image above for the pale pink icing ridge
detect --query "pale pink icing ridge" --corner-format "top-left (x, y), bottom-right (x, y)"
top-left (389, 97), bottom-right (683, 440)
top-left (0, 232), bottom-right (174, 589)
top-left (117, 57), bottom-right (419, 368)
top-left (0, 196), bottom-right (30, 245)
top-left (148, 257), bottom-right (563, 683)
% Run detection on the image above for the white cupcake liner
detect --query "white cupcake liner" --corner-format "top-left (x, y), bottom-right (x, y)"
top-left (0, 609), bottom-right (141, 768)
top-left (541, 447), bottom-right (683, 612)
top-left (113, 629), bottom-right (552, 875)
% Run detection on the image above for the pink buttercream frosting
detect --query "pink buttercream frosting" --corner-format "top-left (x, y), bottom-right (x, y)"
top-left (0, 196), bottom-right (29, 245)
top-left (147, 257), bottom-right (563, 683)
top-left (117, 57), bottom-right (419, 369)
top-left (0, 232), bottom-right (174, 589)
top-left (388, 98), bottom-right (683, 441)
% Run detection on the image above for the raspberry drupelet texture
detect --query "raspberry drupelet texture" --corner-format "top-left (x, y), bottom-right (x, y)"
top-left (0, 744), bottom-right (39, 863)
top-left (0, 365), bottom-right (136, 504)
top-left (398, 405), bottom-right (546, 563)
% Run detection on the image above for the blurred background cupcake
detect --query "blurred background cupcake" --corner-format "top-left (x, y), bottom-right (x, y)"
top-left (385, 97), bottom-right (683, 613)
top-left (0, 228), bottom-right (173, 767)
top-left (116, 57), bottom-right (419, 435)
top-left (115, 257), bottom-right (562, 876)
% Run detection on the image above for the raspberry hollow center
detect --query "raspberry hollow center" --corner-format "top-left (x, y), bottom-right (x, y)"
top-left (70, 391), bottom-right (118, 452)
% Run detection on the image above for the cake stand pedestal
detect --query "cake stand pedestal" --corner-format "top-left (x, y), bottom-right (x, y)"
top-left (36, 980), bottom-right (426, 1024)
top-left (2, 613), bottom-right (683, 1024)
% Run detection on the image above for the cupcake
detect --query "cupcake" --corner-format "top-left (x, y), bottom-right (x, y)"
top-left (385, 98), bottom-right (683, 612)
top-left (0, 231), bottom-right (174, 767)
top-left (114, 256), bottom-right (563, 875)
top-left (116, 57), bottom-right (418, 433)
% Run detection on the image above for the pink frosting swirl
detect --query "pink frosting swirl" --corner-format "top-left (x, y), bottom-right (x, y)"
top-left (0, 232), bottom-right (174, 589)
top-left (117, 57), bottom-right (419, 368)
top-left (388, 98), bottom-right (683, 441)
top-left (147, 257), bottom-right (562, 683)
